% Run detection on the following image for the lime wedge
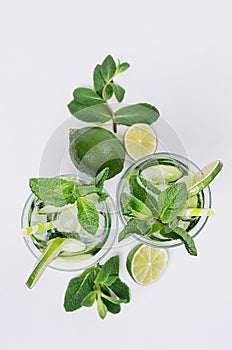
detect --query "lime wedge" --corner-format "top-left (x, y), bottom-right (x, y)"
top-left (178, 160), bottom-right (223, 197)
top-left (124, 124), bottom-right (157, 160)
top-left (126, 244), bottom-right (168, 285)
top-left (26, 237), bottom-right (67, 289)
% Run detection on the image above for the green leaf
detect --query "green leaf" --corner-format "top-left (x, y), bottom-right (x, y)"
top-left (76, 197), bottom-right (99, 235)
top-left (75, 184), bottom-right (101, 197)
top-left (95, 168), bottom-right (109, 190)
top-left (95, 256), bottom-right (119, 286)
top-left (138, 176), bottom-right (161, 195)
top-left (118, 218), bottom-right (152, 242)
top-left (114, 103), bottom-right (160, 126)
top-left (161, 227), bottom-right (197, 256)
top-left (121, 192), bottom-right (152, 219)
top-left (117, 62), bottom-right (130, 73)
top-left (93, 64), bottom-right (105, 96)
top-left (81, 290), bottom-right (97, 307)
top-left (68, 101), bottom-right (112, 123)
top-left (110, 83), bottom-right (125, 102)
top-left (158, 183), bottom-right (188, 223)
top-left (64, 267), bottom-right (95, 311)
top-left (100, 285), bottom-right (121, 314)
top-left (102, 297), bottom-right (121, 314)
top-left (29, 178), bottom-right (76, 207)
top-left (105, 84), bottom-right (113, 100)
top-left (73, 88), bottom-right (105, 105)
top-left (100, 55), bottom-right (116, 82)
top-left (150, 221), bottom-right (165, 233)
top-left (109, 278), bottom-right (130, 303)
top-left (129, 175), bottom-right (158, 216)
top-left (101, 293), bottom-right (123, 304)
top-left (97, 294), bottom-right (108, 319)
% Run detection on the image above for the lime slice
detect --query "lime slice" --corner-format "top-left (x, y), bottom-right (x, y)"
top-left (126, 244), bottom-right (168, 285)
top-left (26, 237), bottom-right (67, 289)
top-left (124, 124), bottom-right (157, 160)
top-left (178, 160), bottom-right (223, 197)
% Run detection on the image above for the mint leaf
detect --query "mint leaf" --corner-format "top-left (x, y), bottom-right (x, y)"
top-left (29, 178), bottom-right (76, 207)
top-left (75, 184), bottom-right (101, 197)
top-left (81, 290), bottom-right (97, 307)
top-left (102, 296), bottom-right (121, 314)
top-left (100, 55), bottom-right (116, 82)
top-left (117, 62), bottom-right (130, 73)
top-left (95, 256), bottom-right (119, 286)
top-left (150, 220), bottom-right (165, 233)
top-left (109, 278), bottom-right (130, 303)
top-left (121, 192), bottom-right (152, 219)
top-left (68, 101), bottom-right (111, 123)
top-left (100, 293), bottom-right (123, 304)
top-left (76, 197), bottom-right (99, 235)
top-left (161, 227), bottom-right (197, 256)
top-left (118, 218), bottom-right (152, 242)
top-left (114, 103), bottom-right (159, 126)
top-left (158, 183), bottom-right (188, 223)
top-left (93, 64), bottom-right (105, 96)
top-left (110, 83), bottom-right (125, 102)
top-left (64, 267), bottom-right (95, 311)
top-left (97, 294), bottom-right (108, 319)
top-left (105, 84), bottom-right (113, 100)
top-left (95, 168), bottom-right (109, 190)
top-left (138, 176), bottom-right (161, 195)
top-left (73, 88), bottom-right (105, 105)
top-left (129, 175), bottom-right (158, 216)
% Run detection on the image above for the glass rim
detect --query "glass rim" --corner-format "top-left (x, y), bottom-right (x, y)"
top-left (21, 173), bottom-right (118, 272)
top-left (116, 152), bottom-right (212, 249)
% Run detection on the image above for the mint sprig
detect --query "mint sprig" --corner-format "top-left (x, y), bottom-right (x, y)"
top-left (64, 256), bottom-right (130, 319)
top-left (29, 178), bottom-right (76, 207)
top-left (68, 54), bottom-right (159, 133)
top-left (29, 169), bottom-right (109, 235)
top-left (119, 175), bottom-right (198, 256)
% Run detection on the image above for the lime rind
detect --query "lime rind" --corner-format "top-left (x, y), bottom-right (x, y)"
top-left (178, 160), bottom-right (223, 197)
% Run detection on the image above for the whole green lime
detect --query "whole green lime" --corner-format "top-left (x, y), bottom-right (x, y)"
top-left (69, 126), bottom-right (125, 179)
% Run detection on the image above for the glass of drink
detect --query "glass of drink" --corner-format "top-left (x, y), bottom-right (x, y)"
top-left (21, 174), bottom-right (118, 272)
top-left (117, 153), bottom-right (212, 249)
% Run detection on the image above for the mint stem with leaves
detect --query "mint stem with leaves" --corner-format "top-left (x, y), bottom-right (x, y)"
top-left (67, 54), bottom-right (160, 133)
top-left (64, 256), bottom-right (130, 319)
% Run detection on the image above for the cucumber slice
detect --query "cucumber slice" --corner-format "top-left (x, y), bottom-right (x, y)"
top-left (59, 238), bottom-right (86, 255)
top-left (56, 253), bottom-right (93, 263)
top-left (38, 203), bottom-right (75, 214)
top-left (141, 165), bottom-right (183, 184)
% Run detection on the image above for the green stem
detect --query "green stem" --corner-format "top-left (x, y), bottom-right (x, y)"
top-left (102, 78), bottom-right (117, 133)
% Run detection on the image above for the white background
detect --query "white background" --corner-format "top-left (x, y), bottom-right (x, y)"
top-left (1, 1), bottom-right (232, 349)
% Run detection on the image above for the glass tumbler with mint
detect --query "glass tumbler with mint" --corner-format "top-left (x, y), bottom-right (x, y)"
top-left (21, 169), bottom-right (117, 288)
top-left (117, 153), bottom-right (223, 256)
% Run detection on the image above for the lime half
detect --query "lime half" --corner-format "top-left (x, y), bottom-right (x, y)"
top-left (126, 244), bottom-right (168, 285)
top-left (124, 124), bottom-right (157, 160)
top-left (26, 237), bottom-right (66, 289)
top-left (178, 160), bottom-right (223, 197)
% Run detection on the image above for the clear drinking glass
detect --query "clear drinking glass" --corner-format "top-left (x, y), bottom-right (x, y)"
top-left (21, 174), bottom-right (118, 271)
top-left (117, 153), bottom-right (212, 249)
